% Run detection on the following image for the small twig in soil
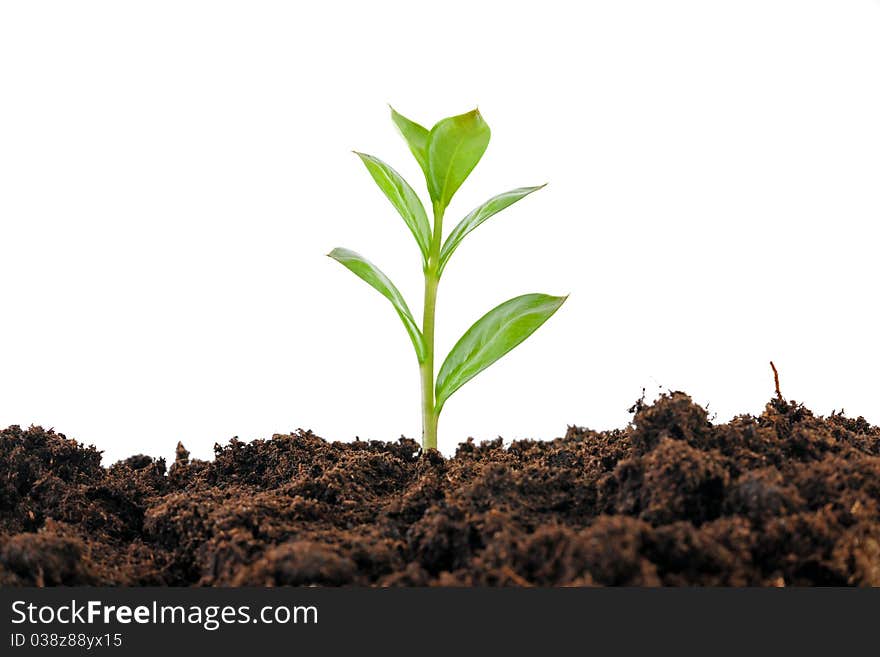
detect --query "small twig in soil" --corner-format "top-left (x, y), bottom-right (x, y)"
top-left (500, 566), bottom-right (532, 587)
top-left (770, 361), bottom-right (782, 401)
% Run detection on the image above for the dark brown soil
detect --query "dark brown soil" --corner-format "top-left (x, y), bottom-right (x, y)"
top-left (2, 393), bottom-right (880, 586)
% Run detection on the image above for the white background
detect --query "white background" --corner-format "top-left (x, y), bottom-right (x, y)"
top-left (1, 1), bottom-right (879, 466)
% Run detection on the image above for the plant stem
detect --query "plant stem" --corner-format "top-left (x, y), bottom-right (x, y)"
top-left (420, 201), bottom-right (445, 450)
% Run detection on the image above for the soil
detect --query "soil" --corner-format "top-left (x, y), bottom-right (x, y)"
top-left (2, 392), bottom-right (880, 586)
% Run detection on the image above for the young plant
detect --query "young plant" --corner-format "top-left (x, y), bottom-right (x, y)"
top-left (329, 107), bottom-right (566, 449)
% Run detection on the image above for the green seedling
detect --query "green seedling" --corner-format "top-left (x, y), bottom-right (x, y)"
top-left (329, 107), bottom-right (566, 449)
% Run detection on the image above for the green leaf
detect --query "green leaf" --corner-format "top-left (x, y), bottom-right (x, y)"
top-left (328, 248), bottom-right (426, 362)
top-left (435, 293), bottom-right (566, 412)
top-left (426, 109), bottom-right (491, 208)
top-left (354, 152), bottom-right (431, 266)
top-left (438, 185), bottom-right (545, 276)
top-left (390, 106), bottom-right (431, 184)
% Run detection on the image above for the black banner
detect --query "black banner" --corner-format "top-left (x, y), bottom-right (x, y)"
top-left (0, 587), bottom-right (871, 654)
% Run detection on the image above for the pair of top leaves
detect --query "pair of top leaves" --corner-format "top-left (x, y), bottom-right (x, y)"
top-left (330, 108), bottom-right (565, 412)
top-left (358, 108), bottom-right (542, 274)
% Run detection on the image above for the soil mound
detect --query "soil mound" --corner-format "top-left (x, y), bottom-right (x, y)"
top-left (2, 393), bottom-right (879, 586)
